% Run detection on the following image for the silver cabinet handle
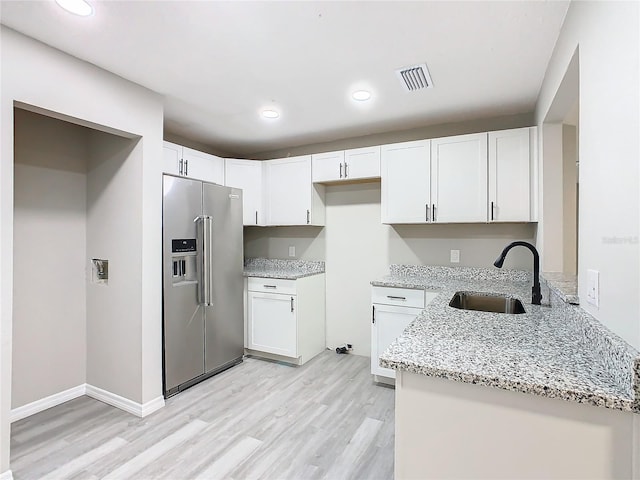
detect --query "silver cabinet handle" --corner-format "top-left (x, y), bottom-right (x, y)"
top-left (255, 210), bottom-right (258, 225)
top-left (291, 297), bottom-right (294, 313)
top-left (306, 209), bottom-right (310, 224)
top-left (432, 204), bottom-right (436, 222)
top-left (387, 295), bottom-right (406, 300)
top-left (184, 159), bottom-right (188, 176)
top-left (339, 163), bottom-right (343, 178)
top-left (425, 204), bottom-right (429, 222)
top-left (344, 161), bottom-right (348, 177)
top-left (263, 285), bottom-right (277, 289)
top-left (491, 201), bottom-right (495, 221)
top-left (179, 159), bottom-right (183, 175)
top-left (372, 305), bottom-right (375, 324)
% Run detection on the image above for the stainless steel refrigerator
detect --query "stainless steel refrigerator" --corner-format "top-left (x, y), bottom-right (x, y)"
top-left (162, 174), bottom-right (244, 397)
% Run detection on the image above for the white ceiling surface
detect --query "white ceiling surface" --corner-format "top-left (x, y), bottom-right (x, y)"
top-left (0, 1), bottom-right (569, 156)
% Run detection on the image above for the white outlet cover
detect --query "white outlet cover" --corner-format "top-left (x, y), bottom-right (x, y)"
top-left (586, 269), bottom-right (599, 307)
top-left (288, 246), bottom-right (295, 257)
top-left (450, 249), bottom-right (460, 263)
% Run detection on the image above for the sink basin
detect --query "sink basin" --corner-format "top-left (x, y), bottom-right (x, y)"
top-left (449, 291), bottom-right (526, 314)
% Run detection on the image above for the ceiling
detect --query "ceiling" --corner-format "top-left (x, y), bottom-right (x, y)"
top-left (0, 1), bottom-right (569, 156)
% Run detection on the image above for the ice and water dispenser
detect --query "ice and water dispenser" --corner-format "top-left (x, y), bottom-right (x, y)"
top-left (171, 238), bottom-right (197, 284)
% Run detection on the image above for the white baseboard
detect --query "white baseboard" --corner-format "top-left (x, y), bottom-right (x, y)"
top-left (10, 384), bottom-right (165, 422)
top-left (86, 384), bottom-right (164, 418)
top-left (0, 469), bottom-right (14, 480)
top-left (10, 384), bottom-right (86, 423)
top-left (140, 395), bottom-right (165, 417)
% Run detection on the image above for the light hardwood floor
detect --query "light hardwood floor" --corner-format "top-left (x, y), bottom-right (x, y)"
top-left (10, 351), bottom-right (395, 480)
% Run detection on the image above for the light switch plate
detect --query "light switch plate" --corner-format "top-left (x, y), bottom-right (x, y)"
top-left (288, 246), bottom-right (296, 258)
top-left (450, 249), bottom-right (460, 263)
top-left (586, 269), bottom-right (599, 307)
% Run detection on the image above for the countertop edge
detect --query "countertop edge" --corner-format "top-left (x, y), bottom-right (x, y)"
top-left (380, 358), bottom-right (638, 413)
top-left (243, 270), bottom-right (325, 280)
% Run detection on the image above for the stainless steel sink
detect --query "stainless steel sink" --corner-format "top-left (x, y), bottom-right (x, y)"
top-left (449, 292), bottom-right (526, 314)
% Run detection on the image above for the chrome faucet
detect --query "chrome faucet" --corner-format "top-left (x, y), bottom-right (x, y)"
top-left (493, 241), bottom-right (542, 305)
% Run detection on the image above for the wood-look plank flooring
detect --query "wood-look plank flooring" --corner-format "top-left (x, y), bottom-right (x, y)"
top-left (10, 351), bottom-right (395, 480)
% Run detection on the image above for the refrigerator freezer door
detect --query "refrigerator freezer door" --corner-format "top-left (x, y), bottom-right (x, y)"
top-left (162, 175), bottom-right (205, 393)
top-left (202, 183), bottom-right (244, 373)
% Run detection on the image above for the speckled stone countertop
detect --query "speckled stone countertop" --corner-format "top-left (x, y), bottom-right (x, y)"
top-left (375, 265), bottom-right (640, 414)
top-left (243, 257), bottom-right (325, 280)
top-left (541, 272), bottom-right (579, 304)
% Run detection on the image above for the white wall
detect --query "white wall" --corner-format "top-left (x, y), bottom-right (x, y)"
top-left (535, 1), bottom-right (640, 350)
top-left (12, 109), bottom-right (89, 408)
top-left (562, 124), bottom-right (577, 275)
top-left (0, 27), bottom-right (164, 474)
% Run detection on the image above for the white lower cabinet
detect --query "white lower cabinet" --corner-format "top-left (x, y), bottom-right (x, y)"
top-left (248, 291), bottom-right (297, 357)
top-left (371, 286), bottom-right (438, 379)
top-left (246, 274), bottom-right (325, 365)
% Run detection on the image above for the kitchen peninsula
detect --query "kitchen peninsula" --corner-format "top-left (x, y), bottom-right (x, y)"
top-left (375, 265), bottom-right (640, 479)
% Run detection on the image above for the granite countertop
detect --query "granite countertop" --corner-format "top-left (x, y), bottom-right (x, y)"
top-left (541, 271), bottom-right (579, 304)
top-left (375, 265), bottom-right (640, 414)
top-left (243, 257), bottom-right (325, 280)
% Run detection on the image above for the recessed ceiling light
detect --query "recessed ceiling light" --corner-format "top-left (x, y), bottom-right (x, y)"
top-left (352, 90), bottom-right (372, 101)
top-left (262, 109), bottom-right (280, 119)
top-left (55, 0), bottom-right (93, 16)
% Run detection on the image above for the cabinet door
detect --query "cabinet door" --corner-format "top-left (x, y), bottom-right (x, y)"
top-left (225, 159), bottom-right (264, 225)
top-left (265, 156), bottom-right (312, 225)
top-left (431, 133), bottom-right (488, 223)
top-left (381, 140), bottom-right (431, 223)
top-left (345, 146), bottom-right (381, 180)
top-left (371, 304), bottom-right (423, 378)
top-left (182, 147), bottom-right (225, 185)
top-left (247, 292), bottom-right (297, 358)
top-left (163, 141), bottom-right (182, 175)
top-left (312, 151), bottom-right (345, 183)
top-left (488, 127), bottom-right (532, 222)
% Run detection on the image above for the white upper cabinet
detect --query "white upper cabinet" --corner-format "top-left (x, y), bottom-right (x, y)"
top-left (265, 155), bottom-right (325, 226)
top-left (381, 140), bottom-right (431, 224)
top-left (225, 159), bottom-right (264, 226)
top-left (488, 127), bottom-right (534, 222)
top-left (430, 133), bottom-right (488, 223)
top-left (162, 141), bottom-right (225, 185)
top-left (312, 150), bottom-right (345, 182)
top-left (163, 141), bottom-right (182, 175)
top-left (312, 146), bottom-right (381, 183)
top-left (182, 147), bottom-right (225, 185)
top-left (345, 146), bottom-right (381, 180)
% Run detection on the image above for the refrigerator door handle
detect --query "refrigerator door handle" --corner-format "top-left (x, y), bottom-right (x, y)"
top-left (195, 215), bottom-right (214, 306)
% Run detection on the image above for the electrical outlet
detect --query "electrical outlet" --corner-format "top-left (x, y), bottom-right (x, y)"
top-left (587, 269), bottom-right (599, 307)
top-left (450, 249), bottom-right (460, 263)
top-left (288, 246), bottom-right (295, 257)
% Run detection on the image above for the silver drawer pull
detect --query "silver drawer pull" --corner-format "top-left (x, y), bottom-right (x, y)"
top-left (263, 285), bottom-right (277, 289)
top-left (387, 295), bottom-right (406, 300)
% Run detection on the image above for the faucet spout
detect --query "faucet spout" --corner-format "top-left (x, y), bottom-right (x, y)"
top-left (493, 241), bottom-right (542, 305)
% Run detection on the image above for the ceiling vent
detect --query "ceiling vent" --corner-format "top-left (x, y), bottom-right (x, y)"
top-left (395, 63), bottom-right (433, 92)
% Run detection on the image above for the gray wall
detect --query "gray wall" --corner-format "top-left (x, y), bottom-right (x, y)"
top-left (12, 109), bottom-right (147, 408)
top-left (86, 131), bottom-right (143, 402)
top-left (12, 109), bottom-right (89, 408)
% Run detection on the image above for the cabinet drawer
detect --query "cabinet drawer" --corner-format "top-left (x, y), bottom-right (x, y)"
top-left (248, 277), bottom-right (297, 295)
top-left (372, 286), bottom-right (425, 308)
